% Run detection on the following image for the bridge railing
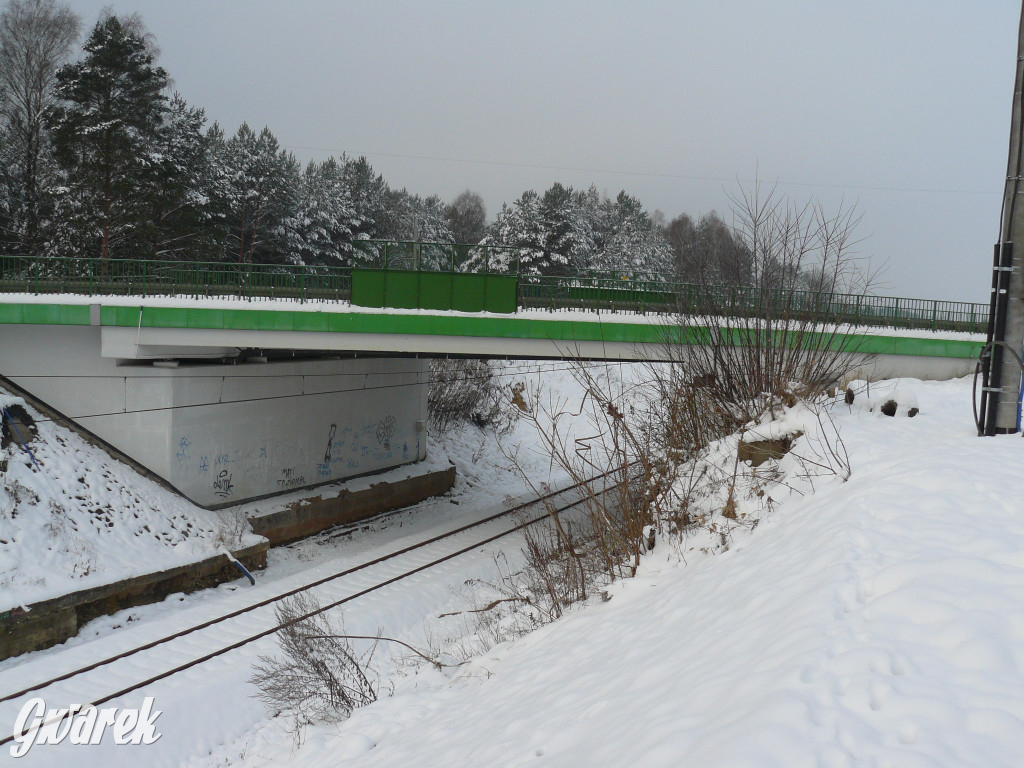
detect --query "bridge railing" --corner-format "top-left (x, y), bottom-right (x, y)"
top-left (520, 275), bottom-right (988, 333)
top-left (0, 252), bottom-right (988, 333)
top-left (0, 255), bottom-right (353, 302)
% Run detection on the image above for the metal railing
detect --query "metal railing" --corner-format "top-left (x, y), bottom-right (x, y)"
top-left (0, 249), bottom-right (989, 333)
top-left (518, 275), bottom-right (987, 333)
top-left (0, 255), bottom-right (353, 302)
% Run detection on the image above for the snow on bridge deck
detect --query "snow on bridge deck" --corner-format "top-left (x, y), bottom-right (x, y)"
top-left (0, 292), bottom-right (983, 376)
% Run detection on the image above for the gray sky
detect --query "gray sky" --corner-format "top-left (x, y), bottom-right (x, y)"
top-left (66, 0), bottom-right (1021, 302)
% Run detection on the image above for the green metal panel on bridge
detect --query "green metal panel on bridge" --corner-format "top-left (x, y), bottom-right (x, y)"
top-left (351, 269), bottom-right (518, 314)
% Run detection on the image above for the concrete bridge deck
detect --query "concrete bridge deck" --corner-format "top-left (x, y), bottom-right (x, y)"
top-left (0, 294), bottom-right (983, 372)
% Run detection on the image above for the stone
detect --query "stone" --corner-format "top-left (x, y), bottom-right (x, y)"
top-left (737, 433), bottom-right (799, 467)
top-left (1, 404), bottom-right (36, 449)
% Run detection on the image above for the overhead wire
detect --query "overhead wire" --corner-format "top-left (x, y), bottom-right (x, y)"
top-left (283, 144), bottom-right (1000, 197)
top-left (0, 360), bottom-right (618, 426)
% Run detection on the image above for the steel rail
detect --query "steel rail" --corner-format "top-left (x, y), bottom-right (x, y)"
top-left (0, 464), bottom-right (635, 738)
top-left (0, 475), bottom-right (630, 747)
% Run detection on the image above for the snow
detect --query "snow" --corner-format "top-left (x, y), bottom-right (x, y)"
top-left (0, 290), bottom-right (983, 342)
top-left (189, 376), bottom-right (1024, 767)
top-left (5, 372), bottom-right (1024, 766)
top-left (0, 389), bottom-right (260, 611)
top-left (0, 379), bottom-right (474, 612)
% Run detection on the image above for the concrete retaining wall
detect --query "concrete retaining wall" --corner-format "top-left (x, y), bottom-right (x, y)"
top-left (251, 465), bottom-right (457, 545)
top-left (0, 325), bottom-right (429, 507)
top-left (0, 541), bottom-right (268, 661)
top-left (0, 465), bottom-right (457, 660)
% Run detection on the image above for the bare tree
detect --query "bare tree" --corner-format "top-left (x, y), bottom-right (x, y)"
top-left (445, 189), bottom-right (487, 245)
top-left (0, 0), bottom-right (79, 255)
top-left (661, 179), bottom-right (878, 426)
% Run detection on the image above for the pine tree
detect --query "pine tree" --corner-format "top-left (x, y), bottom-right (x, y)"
top-left (596, 191), bottom-right (672, 277)
top-left (294, 157), bottom-right (359, 265)
top-left (484, 190), bottom-right (546, 274)
top-left (342, 155), bottom-right (389, 240)
top-left (47, 12), bottom-right (168, 260)
top-left (540, 183), bottom-right (592, 275)
top-left (221, 123), bottom-right (299, 263)
top-left (148, 93), bottom-right (216, 260)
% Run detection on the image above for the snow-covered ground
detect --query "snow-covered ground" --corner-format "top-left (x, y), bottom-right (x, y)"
top-left (0, 358), bottom-right (591, 611)
top-left (6, 372), bottom-right (1024, 766)
top-left (0, 389), bottom-right (261, 611)
top-left (194, 376), bottom-right (1024, 768)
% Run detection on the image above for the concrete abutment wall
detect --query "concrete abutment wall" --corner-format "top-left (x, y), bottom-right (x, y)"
top-left (0, 324), bottom-right (430, 507)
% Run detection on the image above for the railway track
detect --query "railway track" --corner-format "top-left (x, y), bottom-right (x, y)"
top-left (0, 466), bottom-right (634, 748)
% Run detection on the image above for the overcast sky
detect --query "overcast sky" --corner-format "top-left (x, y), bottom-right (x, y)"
top-left (63, 0), bottom-right (1021, 301)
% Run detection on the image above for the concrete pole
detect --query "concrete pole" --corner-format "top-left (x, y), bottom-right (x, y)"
top-left (994, 3), bottom-right (1024, 433)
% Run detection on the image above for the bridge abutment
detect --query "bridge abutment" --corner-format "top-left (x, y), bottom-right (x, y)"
top-left (0, 324), bottom-right (429, 507)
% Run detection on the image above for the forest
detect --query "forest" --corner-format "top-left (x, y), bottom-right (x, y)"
top-left (0, 1), bottom-right (752, 282)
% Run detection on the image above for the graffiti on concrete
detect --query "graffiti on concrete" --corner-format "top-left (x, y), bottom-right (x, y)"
top-left (376, 415), bottom-right (396, 449)
top-left (324, 424), bottom-right (337, 462)
top-left (276, 467), bottom-right (306, 489)
top-left (213, 469), bottom-right (234, 497)
top-left (175, 437), bottom-right (191, 468)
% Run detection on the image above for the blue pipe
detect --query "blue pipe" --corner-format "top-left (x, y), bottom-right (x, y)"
top-left (2, 407), bottom-right (43, 474)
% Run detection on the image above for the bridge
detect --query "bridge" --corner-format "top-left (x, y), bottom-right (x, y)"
top-left (0, 243), bottom-right (987, 508)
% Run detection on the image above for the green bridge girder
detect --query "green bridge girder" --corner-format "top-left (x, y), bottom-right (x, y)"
top-left (0, 301), bottom-right (983, 361)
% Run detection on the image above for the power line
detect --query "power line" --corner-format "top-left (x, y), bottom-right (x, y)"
top-left (1, 361), bottom-right (622, 426)
top-left (0, 359), bottom-right (576, 381)
top-left (283, 144), bottom-right (1000, 197)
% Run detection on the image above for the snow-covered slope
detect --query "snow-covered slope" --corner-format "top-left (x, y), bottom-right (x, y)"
top-left (0, 389), bottom-right (265, 611)
top-left (211, 377), bottom-right (1024, 767)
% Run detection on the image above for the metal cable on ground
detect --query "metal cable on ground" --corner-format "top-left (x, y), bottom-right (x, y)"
top-left (973, 340), bottom-right (1024, 435)
top-left (0, 475), bottom-right (634, 748)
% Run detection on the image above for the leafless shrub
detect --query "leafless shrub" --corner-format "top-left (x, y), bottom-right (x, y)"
top-left (249, 594), bottom-right (377, 729)
top-left (211, 509), bottom-right (251, 550)
top-left (428, 358), bottom-right (517, 434)
top-left (500, 361), bottom-right (675, 611)
top-left (784, 399), bottom-right (852, 486)
top-left (475, 186), bottom-right (875, 645)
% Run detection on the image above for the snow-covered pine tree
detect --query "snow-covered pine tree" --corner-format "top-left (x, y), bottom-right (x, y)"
top-left (340, 155), bottom-right (391, 265)
top-left (540, 182), bottom-right (591, 276)
top-left (47, 12), bottom-right (168, 260)
top-left (482, 190), bottom-right (546, 274)
top-left (0, 118), bottom-right (17, 254)
top-left (294, 157), bottom-right (359, 266)
top-left (221, 123), bottom-right (299, 264)
top-left (147, 94), bottom-right (216, 260)
top-left (596, 191), bottom-right (672, 278)
top-left (342, 156), bottom-right (388, 240)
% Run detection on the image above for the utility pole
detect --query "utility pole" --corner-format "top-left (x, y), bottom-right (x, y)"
top-left (981, 2), bottom-right (1024, 435)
